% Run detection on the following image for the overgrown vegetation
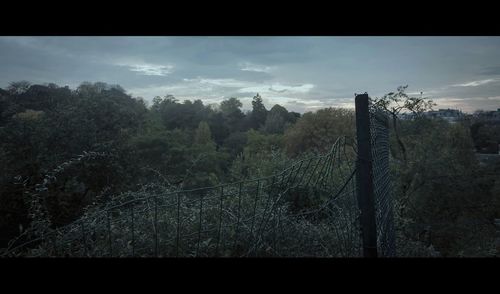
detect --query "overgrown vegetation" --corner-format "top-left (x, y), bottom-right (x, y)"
top-left (1, 81), bottom-right (498, 257)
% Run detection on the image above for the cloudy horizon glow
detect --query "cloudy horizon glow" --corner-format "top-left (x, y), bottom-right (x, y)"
top-left (1, 36), bottom-right (500, 113)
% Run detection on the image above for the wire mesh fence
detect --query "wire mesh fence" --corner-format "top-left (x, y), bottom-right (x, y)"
top-left (369, 102), bottom-right (396, 257)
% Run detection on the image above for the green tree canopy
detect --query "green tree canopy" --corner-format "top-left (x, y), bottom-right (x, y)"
top-left (220, 97), bottom-right (245, 132)
top-left (284, 108), bottom-right (355, 156)
top-left (263, 104), bottom-right (289, 134)
top-left (194, 121), bottom-right (214, 146)
top-left (250, 93), bottom-right (267, 129)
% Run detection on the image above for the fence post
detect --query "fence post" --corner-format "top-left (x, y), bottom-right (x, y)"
top-left (355, 93), bottom-right (378, 258)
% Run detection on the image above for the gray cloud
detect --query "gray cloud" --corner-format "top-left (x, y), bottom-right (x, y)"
top-left (2, 37), bottom-right (500, 113)
top-left (452, 79), bottom-right (499, 87)
top-left (479, 66), bottom-right (500, 76)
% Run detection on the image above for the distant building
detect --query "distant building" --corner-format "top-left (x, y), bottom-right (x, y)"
top-left (424, 108), bottom-right (464, 123)
top-left (397, 109), bottom-right (464, 122)
top-left (475, 109), bottom-right (500, 121)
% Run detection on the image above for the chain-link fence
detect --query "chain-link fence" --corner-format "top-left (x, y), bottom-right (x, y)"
top-left (369, 104), bottom-right (396, 257)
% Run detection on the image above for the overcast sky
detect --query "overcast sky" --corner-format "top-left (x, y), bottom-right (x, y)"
top-left (1, 36), bottom-right (500, 113)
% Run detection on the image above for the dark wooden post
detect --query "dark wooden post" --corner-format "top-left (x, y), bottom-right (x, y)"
top-left (355, 93), bottom-right (378, 258)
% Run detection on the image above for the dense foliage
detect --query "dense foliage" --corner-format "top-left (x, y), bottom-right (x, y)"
top-left (0, 82), bottom-right (303, 248)
top-left (1, 82), bottom-right (498, 257)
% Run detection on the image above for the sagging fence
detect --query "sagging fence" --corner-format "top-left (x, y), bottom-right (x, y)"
top-left (2, 93), bottom-right (395, 257)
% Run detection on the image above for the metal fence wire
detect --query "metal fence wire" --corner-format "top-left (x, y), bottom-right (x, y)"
top-left (369, 101), bottom-right (396, 257)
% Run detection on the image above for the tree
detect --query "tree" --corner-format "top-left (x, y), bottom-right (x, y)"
top-left (287, 111), bottom-right (301, 124)
top-left (0, 81), bottom-right (150, 242)
top-left (152, 96), bottom-right (163, 110)
top-left (152, 96), bottom-right (212, 130)
top-left (220, 97), bottom-right (243, 117)
top-left (250, 93), bottom-right (267, 129)
top-left (220, 97), bottom-right (245, 132)
top-left (284, 108), bottom-right (355, 157)
top-left (207, 111), bottom-right (230, 146)
top-left (17, 84), bottom-right (72, 111)
top-left (391, 117), bottom-right (497, 256)
top-left (7, 81), bottom-right (31, 95)
top-left (371, 85), bottom-right (435, 162)
top-left (263, 104), bottom-right (289, 134)
top-left (470, 120), bottom-right (500, 153)
top-left (194, 121), bottom-right (213, 146)
top-left (229, 129), bottom-right (286, 180)
top-left (222, 131), bottom-right (248, 157)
